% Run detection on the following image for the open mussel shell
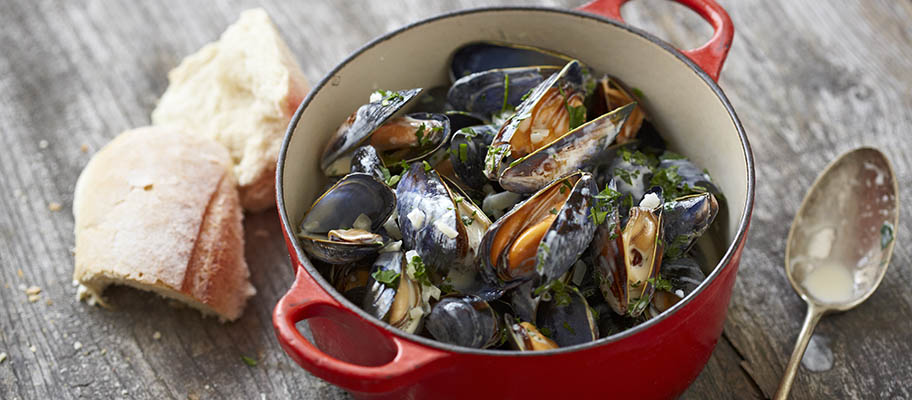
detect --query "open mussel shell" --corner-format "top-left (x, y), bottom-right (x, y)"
top-left (426, 295), bottom-right (501, 349)
top-left (508, 280), bottom-right (539, 324)
top-left (479, 171), bottom-right (598, 289)
top-left (658, 156), bottom-right (721, 195)
top-left (450, 41), bottom-right (573, 81)
top-left (298, 173), bottom-right (396, 264)
top-left (663, 192), bottom-right (719, 258)
top-left (447, 66), bottom-right (561, 116)
top-left (449, 125), bottom-right (497, 191)
top-left (483, 60), bottom-right (587, 183)
top-left (373, 112), bottom-right (452, 168)
top-left (536, 286), bottom-right (598, 347)
top-left (591, 75), bottom-right (646, 144)
top-left (592, 188), bottom-right (665, 316)
top-left (499, 103), bottom-right (635, 193)
top-left (320, 88), bottom-right (422, 175)
top-left (505, 313), bottom-right (559, 351)
top-left (362, 251), bottom-right (426, 334)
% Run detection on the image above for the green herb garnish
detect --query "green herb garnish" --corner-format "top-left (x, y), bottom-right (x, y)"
top-left (631, 87), bottom-right (645, 98)
top-left (534, 279), bottom-right (572, 307)
top-left (539, 326), bottom-right (553, 337)
top-left (241, 355), bottom-right (258, 367)
top-left (371, 268), bottom-right (400, 288)
top-left (648, 274), bottom-right (673, 292)
top-left (562, 321), bottom-right (576, 334)
top-left (501, 74), bottom-right (511, 113)
top-left (408, 254), bottom-right (433, 287)
top-left (650, 165), bottom-right (683, 199)
top-left (568, 104), bottom-right (587, 131)
top-left (458, 143), bottom-right (468, 163)
top-left (881, 222), bottom-right (895, 249)
top-left (550, 208), bottom-right (559, 215)
top-left (422, 160), bottom-right (432, 172)
top-left (415, 124), bottom-right (428, 147)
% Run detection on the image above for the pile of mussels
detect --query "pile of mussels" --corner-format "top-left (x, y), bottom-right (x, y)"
top-left (299, 42), bottom-right (722, 351)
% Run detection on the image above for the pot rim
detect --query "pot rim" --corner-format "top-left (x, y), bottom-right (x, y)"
top-left (276, 5), bottom-right (754, 357)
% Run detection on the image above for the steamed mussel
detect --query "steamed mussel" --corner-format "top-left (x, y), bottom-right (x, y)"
top-left (296, 41), bottom-right (725, 351)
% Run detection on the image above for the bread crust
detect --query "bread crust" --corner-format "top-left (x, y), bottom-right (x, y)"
top-left (73, 126), bottom-right (255, 321)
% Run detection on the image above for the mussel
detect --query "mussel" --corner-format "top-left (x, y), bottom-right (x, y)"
top-left (449, 125), bottom-right (497, 191)
top-left (483, 60), bottom-right (634, 193)
top-left (447, 66), bottom-right (561, 116)
top-left (591, 75), bottom-right (646, 144)
top-left (663, 192), bottom-right (719, 259)
top-left (426, 295), bottom-right (501, 349)
top-left (363, 251), bottom-right (433, 334)
top-left (505, 314), bottom-right (559, 351)
top-left (298, 173), bottom-right (396, 264)
top-left (450, 41), bottom-right (573, 81)
top-left (396, 163), bottom-right (494, 295)
top-left (479, 171), bottom-right (598, 289)
top-left (609, 148), bottom-right (655, 204)
top-left (592, 188), bottom-right (665, 316)
top-left (321, 89), bottom-right (452, 176)
top-left (649, 257), bottom-right (706, 316)
top-left (536, 285), bottom-right (599, 347)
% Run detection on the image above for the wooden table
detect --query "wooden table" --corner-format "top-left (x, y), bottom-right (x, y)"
top-left (1, 1), bottom-right (909, 398)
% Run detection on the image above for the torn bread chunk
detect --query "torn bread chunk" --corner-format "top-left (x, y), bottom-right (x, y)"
top-left (73, 126), bottom-right (255, 321)
top-left (151, 8), bottom-right (309, 212)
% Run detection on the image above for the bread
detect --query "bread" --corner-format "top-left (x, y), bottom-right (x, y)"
top-left (151, 8), bottom-right (309, 212)
top-left (73, 126), bottom-right (256, 321)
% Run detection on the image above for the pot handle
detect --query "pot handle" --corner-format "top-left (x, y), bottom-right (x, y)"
top-left (577, 0), bottom-right (734, 81)
top-left (273, 266), bottom-right (447, 393)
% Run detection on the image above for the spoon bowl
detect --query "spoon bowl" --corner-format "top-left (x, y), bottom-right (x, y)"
top-left (775, 147), bottom-right (899, 399)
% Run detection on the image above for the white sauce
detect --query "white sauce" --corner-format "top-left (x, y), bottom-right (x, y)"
top-left (807, 227), bottom-right (835, 259)
top-left (802, 264), bottom-right (855, 303)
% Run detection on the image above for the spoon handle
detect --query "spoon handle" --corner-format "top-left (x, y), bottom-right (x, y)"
top-left (774, 304), bottom-right (824, 400)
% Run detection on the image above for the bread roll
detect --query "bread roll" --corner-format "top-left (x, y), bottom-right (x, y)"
top-left (151, 8), bottom-right (309, 212)
top-left (73, 126), bottom-right (255, 321)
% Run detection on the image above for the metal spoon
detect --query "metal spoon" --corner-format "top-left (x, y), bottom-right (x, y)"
top-left (775, 147), bottom-right (899, 399)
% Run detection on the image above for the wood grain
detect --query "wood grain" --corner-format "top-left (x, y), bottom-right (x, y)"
top-left (0, 0), bottom-right (909, 399)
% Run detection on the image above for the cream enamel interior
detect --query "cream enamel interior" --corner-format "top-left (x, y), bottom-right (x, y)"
top-left (281, 9), bottom-right (748, 274)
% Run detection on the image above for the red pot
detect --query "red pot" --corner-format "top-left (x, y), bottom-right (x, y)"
top-left (274, 1), bottom-right (754, 398)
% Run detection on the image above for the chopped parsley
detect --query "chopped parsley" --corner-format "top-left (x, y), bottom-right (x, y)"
top-left (664, 234), bottom-right (691, 259)
top-left (461, 210), bottom-right (478, 226)
top-left (550, 208), bottom-right (559, 215)
top-left (648, 274), bottom-right (673, 292)
top-left (539, 326), bottom-right (553, 338)
top-left (619, 148), bottom-right (655, 167)
top-left (568, 104), bottom-right (587, 131)
top-left (534, 279), bottom-right (572, 307)
top-left (414, 124), bottom-right (429, 147)
top-left (660, 151), bottom-right (686, 161)
top-left (422, 160), bottom-right (433, 172)
top-left (881, 222), bottom-right (895, 249)
top-left (241, 355), bottom-right (258, 367)
top-left (562, 321), bottom-right (576, 334)
top-left (589, 306), bottom-right (600, 321)
top-left (458, 143), bottom-right (469, 163)
top-left (650, 165), bottom-right (684, 199)
top-left (631, 87), bottom-right (645, 99)
top-left (408, 254), bottom-right (433, 287)
top-left (501, 74), bottom-right (511, 113)
top-left (371, 268), bottom-right (400, 288)
top-left (520, 87), bottom-right (534, 102)
top-left (627, 296), bottom-right (650, 315)
top-left (379, 165), bottom-right (400, 187)
top-left (613, 168), bottom-right (639, 186)
top-left (373, 89), bottom-right (404, 106)
top-left (589, 207), bottom-right (609, 226)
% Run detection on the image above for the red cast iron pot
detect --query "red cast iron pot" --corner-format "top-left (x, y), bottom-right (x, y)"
top-left (274, 0), bottom-right (754, 398)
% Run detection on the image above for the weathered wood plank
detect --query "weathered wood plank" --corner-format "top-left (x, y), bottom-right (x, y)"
top-left (1, 0), bottom-right (910, 399)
